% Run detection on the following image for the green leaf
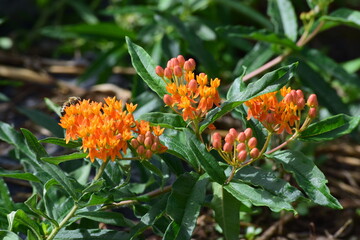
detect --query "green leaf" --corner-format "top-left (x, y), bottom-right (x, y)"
top-left (224, 180), bottom-right (296, 212)
top-left (235, 165), bottom-right (302, 202)
top-left (0, 230), bottom-right (22, 240)
top-left (7, 210), bottom-right (42, 239)
top-left (0, 170), bottom-right (40, 182)
top-left (54, 229), bottom-right (129, 239)
top-left (137, 112), bottom-right (186, 129)
top-left (212, 182), bottom-right (240, 240)
top-left (21, 128), bottom-right (48, 159)
top-left (185, 129), bottom-right (226, 184)
top-left (39, 137), bottom-right (82, 148)
top-left (126, 37), bottom-right (167, 98)
top-left (270, 150), bottom-right (342, 209)
top-left (216, 0), bottom-right (272, 29)
top-left (296, 60), bottom-right (349, 115)
top-left (301, 49), bottom-right (360, 88)
top-left (165, 173), bottom-right (208, 240)
top-left (217, 26), bottom-right (299, 50)
top-left (0, 178), bottom-right (14, 211)
top-left (299, 114), bottom-right (360, 142)
top-left (321, 8), bottom-right (360, 29)
top-left (268, 0), bottom-right (298, 41)
top-left (200, 63), bottom-right (297, 132)
top-left (41, 152), bottom-right (87, 165)
top-left (233, 43), bottom-right (274, 76)
top-left (161, 130), bottom-right (200, 170)
top-left (42, 23), bottom-right (135, 40)
top-left (24, 194), bottom-right (58, 227)
top-left (17, 107), bottom-right (64, 137)
top-left (76, 211), bottom-right (133, 227)
top-left (141, 160), bottom-right (163, 177)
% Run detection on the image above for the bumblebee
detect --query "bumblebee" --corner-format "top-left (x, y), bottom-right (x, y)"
top-left (60, 96), bottom-right (81, 116)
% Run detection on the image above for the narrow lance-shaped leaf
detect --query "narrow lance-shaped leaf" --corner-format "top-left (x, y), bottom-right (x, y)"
top-left (212, 182), bottom-right (240, 240)
top-left (25, 194), bottom-right (59, 227)
top-left (41, 152), bottom-right (88, 165)
top-left (321, 8), bottom-right (360, 30)
top-left (200, 63), bottom-right (297, 132)
top-left (224, 180), bottom-right (296, 212)
top-left (270, 150), bottom-right (342, 209)
top-left (164, 173), bottom-right (208, 240)
top-left (0, 170), bottom-right (41, 182)
top-left (126, 37), bottom-right (167, 98)
top-left (7, 210), bottom-right (42, 239)
top-left (299, 114), bottom-right (360, 142)
top-left (137, 112), bottom-right (187, 129)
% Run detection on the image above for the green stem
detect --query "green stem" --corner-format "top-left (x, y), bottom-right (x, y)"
top-left (46, 160), bottom-right (109, 240)
top-left (258, 132), bottom-right (273, 157)
top-left (225, 166), bottom-right (236, 184)
top-left (266, 131), bottom-right (299, 155)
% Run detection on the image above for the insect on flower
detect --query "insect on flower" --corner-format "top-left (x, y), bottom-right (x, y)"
top-left (60, 96), bottom-right (82, 116)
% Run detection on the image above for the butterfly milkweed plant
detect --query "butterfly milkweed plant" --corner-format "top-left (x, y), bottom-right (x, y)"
top-left (1, 1), bottom-right (360, 239)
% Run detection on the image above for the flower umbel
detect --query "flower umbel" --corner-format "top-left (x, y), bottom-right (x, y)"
top-left (59, 97), bottom-right (167, 162)
top-left (156, 56), bottom-right (221, 122)
top-left (244, 87), bottom-right (318, 134)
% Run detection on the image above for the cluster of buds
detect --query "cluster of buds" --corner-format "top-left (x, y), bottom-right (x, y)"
top-left (245, 86), bottom-right (318, 134)
top-left (156, 55), bottom-right (221, 122)
top-left (212, 128), bottom-right (260, 168)
top-left (130, 121), bottom-right (167, 160)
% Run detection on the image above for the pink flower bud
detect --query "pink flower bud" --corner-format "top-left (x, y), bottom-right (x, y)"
top-left (237, 150), bottom-right (247, 162)
top-left (250, 148), bottom-right (260, 158)
top-left (151, 142), bottom-right (158, 152)
top-left (155, 66), bottom-right (164, 77)
top-left (188, 58), bottom-right (196, 70)
top-left (188, 79), bottom-right (197, 92)
top-left (212, 132), bottom-right (221, 141)
top-left (247, 137), bottom-right (257, 149)
top-left (296, 90), bottom-right (304, 99)
top-left (244, 128), bottom-right (253, 140)
top-left (229, 128), bottom-right (238, 138)
top-left (297, 98), bottom-right (305, 110)
top-left (137, 145), bottom-right (145, 155)
top-left (284, 94), bottom-right (294, 104)
top-left (184, 58), bottom-right (196, 72)
top-left (236, 142), bottom-right (246, 152)
top-left (171, 58), bottom-right (179, 68)
top-left (137, 135), bottom-right (145, 144)
top-left (144, 136), bottom-right (153, 148)
top-left (225, 133), bottom-right (235, 144)
top-left (131, 138), bottom-right (139, 148)
top-left (173, 65), bottom-right (183, 77)
top-left (308, 107), bottom-right (317, 118)
top-left (237, 132), bottom-right (246, 142)
top-left (212, 139), bottom-right (222, 149)
top-left (177, 55), bottom-right (185, 67)
top-left (223, 142), bottom-right (233, 153)
top-left (163, 94), bottom-right (173, 106)
top-left (145, 131), bottom-right (152, 138)
top-left (145, 149), bottom-right (153, 159)
top-left (307, 94), bottom-right (318, 107)
top-left (164, 67), bottom-right (172, 79)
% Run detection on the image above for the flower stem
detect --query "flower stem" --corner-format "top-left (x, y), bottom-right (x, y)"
top-left (47, 160), bottom-right (109, 240)
top-left (266, 131), bottom-right (299, 155)
top-left (225, 166), bottom-right (236, 184)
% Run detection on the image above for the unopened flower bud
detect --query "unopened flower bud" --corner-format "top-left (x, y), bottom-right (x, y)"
top-left (284, 94), bottom-right (294, 104)
top-left (145, 149), bottom-right (153, 159)
top-left (212, 132), bottom-right (221, 141)
top-left (247, 137), bottom-right (257, 149)
top-left (237, 150), bottom-right (247, 162)
top-left (144, 137), bottom-right (153, 148)
top-left (225, 133), bottom-right (235, 144)
top-left (131, 138), bottom-right (139, 148)
top-left (174, 66), bottom-right (183, 77)
top-left (137, 135), bottom-right (145, 144)
top-left (223, 142), bottom-right (233, 153)
top-left (296, 90), bottom-right (304, 99)
top-left (163, 94), bottom-right (173, 106)
top-left (212, 138), bottom-right (222, 149)
top-left (137, 145), bottom-right (145, 155)
top-left (307, 94), bottom-right (318, 107)
top-left (177, 55), bottom-right (185, 67)
top-left (151, 142), bottom-right (158, 152)
top-left (188, 79), bottom-right (197, 92)
top-left (229, 128), bottom-right (238, 138)
top-left (184, 58), bottom-right (196, 72)
top-left (297, 98), bottom-right (305, 110)
top-left (236, 142), bottom-right (246, 152)
top-left (145, 131), bottom-right (152, 138)
top-left (237, 132), bottom-right (246, 142)
top-left (244, 128), bottom-right (253, 140)
top-left (308, 107), bottom-right (317, 118)
top-left (250, 148), bottom-right (260, 158)
top-left (164, 67), bottom-right (172, 79)
top-left (188, 58), bottom-right (196, 70)
top-left (155, 66), bottom-right (164, 77)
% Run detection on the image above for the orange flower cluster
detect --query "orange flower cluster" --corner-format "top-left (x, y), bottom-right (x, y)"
top-left (59, 97), bottom-right (167, 162)
top-left (130, 120), bottom-right (167, 160)
top-left (156, 56), bottom-right (221, 121)
top-left (211, 128), bottom-right (259, 168)
top-left (244, 86), bottom-right (318, 134)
